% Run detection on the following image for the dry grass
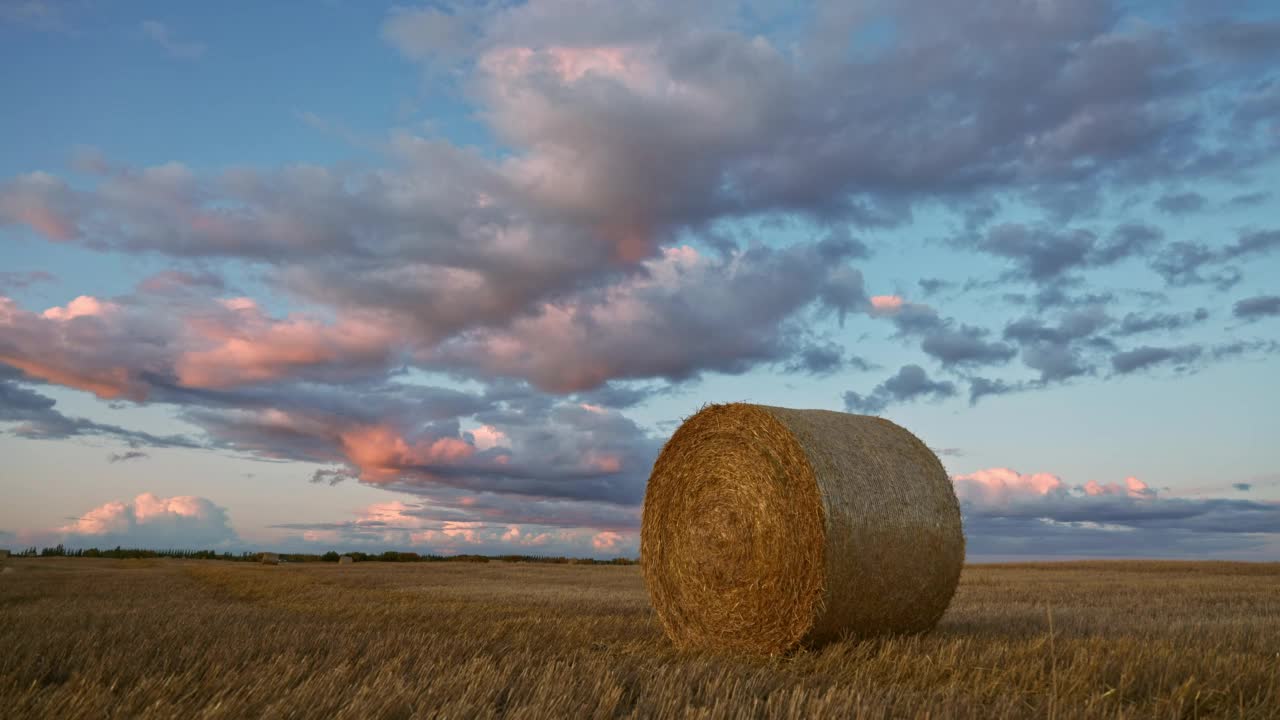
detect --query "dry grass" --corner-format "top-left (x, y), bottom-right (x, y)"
top-left (0, 559), bottom-right (1277, 718)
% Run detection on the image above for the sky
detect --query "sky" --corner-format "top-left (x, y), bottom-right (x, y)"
top-left (1, 0), bottom-right (1277, 560)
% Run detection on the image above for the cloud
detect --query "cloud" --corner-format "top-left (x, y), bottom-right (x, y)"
top-left (0, 293), bottom-right (399, 400)
top-left (920, 325), bottom-right (1016, 367)
top-left (1233, 483), bottom-right (1252, 492)
top-left (968, 376), bottom-right (1024, 405)
top-left (1150, 229), bottom-right (1280, 288)
top-left (1232, 295), bottom-right (1280, 321)
top-left (55, 493), bottom-right (238, 549)
top-left (137, 270), bottom-right (223, 295)
top-left (140, 20), bottom-right (206, 60)
top-left (107, 450), bottom-right (149, 463)
top-left (0, 270), bottom-right (55, 291)
top-left (0, 368), bottom-right (200, 449)
top-left (426, 242), bottom-right (867, 391)
top-left (1002, 306), bottom-right (1112, 383)
top-left (270, 496), bottom-right (639, 558)
top-left (1228, 191), bottom-right (1270, 208)
top-left (1155, 191), bottom-right (1206, 214)
top-left (3, 1), bottom-right (1280, 555)
top-left (0, 0), bottom-right (69, 32)
top-left (1113, 308), bottom-right (1209, 336)
top-left (954, 467), bottom-right (1280, 558)
top-left (1110, 344), bottom-right (1203, 374)
top-left (844, 364), bottom-right (955, 414)
top-left (964, 223), bottom-right (1160, 283)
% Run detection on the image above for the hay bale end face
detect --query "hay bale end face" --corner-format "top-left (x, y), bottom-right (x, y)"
top-left (259, 552), bottom-right (280, 565)
top-left (338, 555), bottom-right (354, 564)
top-left (641, 403), bottom-right (964, 655)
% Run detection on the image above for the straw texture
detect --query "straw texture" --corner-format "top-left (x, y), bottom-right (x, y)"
top-left (641, 403), bottom-right (964, 655)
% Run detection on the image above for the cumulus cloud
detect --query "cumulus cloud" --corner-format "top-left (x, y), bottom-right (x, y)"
top-left (955, 467), bottom-right (1280, 558)
top-left (56, 493), bottom-right (238, 548)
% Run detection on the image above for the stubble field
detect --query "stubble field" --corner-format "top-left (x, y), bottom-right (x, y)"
top-left (0, 558), bottom-right (1277, 719)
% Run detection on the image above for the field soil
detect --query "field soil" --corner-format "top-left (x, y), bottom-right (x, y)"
top-left (0, 558), bottom-right (1277, 718)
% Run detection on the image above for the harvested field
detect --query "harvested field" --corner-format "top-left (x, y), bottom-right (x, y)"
top-left (0, 558), bottom-right (1277, 718)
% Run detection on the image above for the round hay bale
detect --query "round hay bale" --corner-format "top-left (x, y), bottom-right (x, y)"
top-left (641, 403), bottom-right (964, 655)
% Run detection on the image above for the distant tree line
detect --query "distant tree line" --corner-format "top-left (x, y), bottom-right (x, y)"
top-left (6, 544), bottom-right (637, 565)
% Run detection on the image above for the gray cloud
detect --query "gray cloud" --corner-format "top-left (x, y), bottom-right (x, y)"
top-left (1232, 295), bottom-right (1280, 321)
top-left (0, 270), bottom-right (55, 291)
top-left (1, 370), bottom-right (200, 449)
top-left (1155, 191), bottom-right (1206, 214)
top-left (955, 468), bottom-right (1280, 558)
top-left (965, 222), bottom-right (1160, 283)
top-left (844, 364), bottom-right (956, 414)
top-left (1228, 191), bottom-right (1270, 207)
top-left (920, 325), bottom-right (1017, 367)
top-left (968, 376), bottom-right (1025, 405)
top-left (1110, 344), bottom-right (1203, 374)
top-left (1150, 228), bottom-right (1280, 287)
top-left (108, 450), bottom-right (149, 463)
top-left (1002, 306), bottom-right (1111, 383)
top-left (1114, 308), bottom-right (1209, 336)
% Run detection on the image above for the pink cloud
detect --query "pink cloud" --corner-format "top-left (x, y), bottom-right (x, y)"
top-left (586, 452), bottom-right (622, 473)
top-left (469, 424), bottom-right (507, 451)
top-left (339, 424), bottom-right (475, 481)
top-left (955, 468), bottom-right (1163, 510)
top-left (1, 292), bottom-right (397, 400)
top-left (953, 467), bottom-right (1066, 506)
top-left (41, 295), bottom-right (118, 321)
top-left (175, 300), bottom-right (395, 389)
top-left (0, 295), bottom-right (143, 399)
top-left (10, 203), bottom-right (78, 240)
top-left (0, 172), bottom-right (79, 241)
top-left (1084, 476), bottom-right (1154, 498)
top-left (869, 294), bottom-right (904, 314)
top-left (52, 493), bottom-right (238, 547)
top-left (592, 531), bottom-right (623, 552)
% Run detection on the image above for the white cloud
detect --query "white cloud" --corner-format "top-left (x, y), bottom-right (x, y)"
top-left (141, 20), bottom-right (206, 60)
top-left (57, 493), bottom-right (238, 548)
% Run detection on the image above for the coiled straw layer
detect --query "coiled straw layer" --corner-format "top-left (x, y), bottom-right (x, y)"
top-left (641, 403), bottom-right (964, 655)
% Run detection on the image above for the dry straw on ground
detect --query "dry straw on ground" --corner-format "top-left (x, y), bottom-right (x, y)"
top-left (642, 403), bottom-right (965, 655)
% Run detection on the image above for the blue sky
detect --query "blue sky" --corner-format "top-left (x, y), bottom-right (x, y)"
top-left (1, 0), bottom-right (1277, 560)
